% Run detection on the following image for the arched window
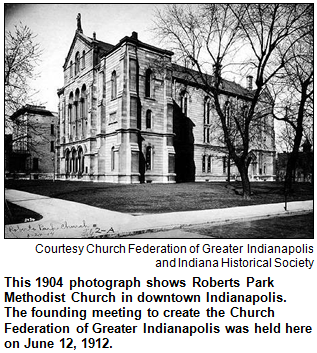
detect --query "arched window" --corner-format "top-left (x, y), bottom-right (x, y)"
top-left (204, 127), bottom-right (210, 143)
top-left (75, 88), bottom-right (80, 106)
top-left (78, 147), bottom-right (84, 174)
top-left (202, 155), bottom-right (206, 173)
top-left (74, 89), bottom-right (80, 138)
top-left (72, 149), bottom-right (77, 173)
top-left (145, 69), bottom-right (152, 97)
top-left (81, 85), bottom-right (87, 137)
top-left (224, 101), bottom-right (231, 126)
top-left (207, 156), bottom-right (212, 173)
top-left (180, 91), bottom-right (188, 116)
top-left (145, 146), bottom-right (152, 170)
top-left (146, 110), bottom-right (152, 129)
top-left (223, 156), bottom-right (227, 174)
top-left (204, 97), bottom-right (211, 125)
top-left (75, 52), bottom-right (80, 75)
top-left (65, 149), bottom-right (70, 174)
top-left (68, 93), bottom-right (74, 136)
top-left (111, 146), bottom-right (115, 171)
top-left (82, 50), bottom-right (85, 68)
top-left (70, 61), bottom-right (73, 78)
top-left (111, 71), bottom-right (117, 99)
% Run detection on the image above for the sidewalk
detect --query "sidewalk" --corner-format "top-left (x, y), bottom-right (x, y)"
top-left (5, 189), bottom-right (313, 239)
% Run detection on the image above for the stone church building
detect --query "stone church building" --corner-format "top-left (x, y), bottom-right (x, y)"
top-left (56, 14), bottom-right (275, 183)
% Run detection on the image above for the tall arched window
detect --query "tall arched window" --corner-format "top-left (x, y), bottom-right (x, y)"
top-left (65, 149), bottom-right (70, 174)
top-left (145, 146), bottom-right (152, 170)
top-left (75, 52), bottom-right (80, 75)
top-left (224, 101), bottom-right (231, 126)
top-left (78, 147), bottom-right (84, 174)
top-left (202, 155), bottom-right (206, 173)
top-left (72, 149), bottom-right (77, 173)
top-left (180, 91), bottom-right (188, 116)
top-left (204, 97), bottom-right (211, 125)
top-left (145, 69), bottom-right (152, 97)
top-left (146, 110), bottom-right (152, 129)
top-left (82, 50), bottom-right (85, 68)
top-left (70, 61), bottom-right (73, 78)
top-left (68, 92), bottom-right (74, 137)
top-left (81, 85), bottom-right (87, 137)
top-left (111, 147), bottom-right (115, 171)
top-left (207, 156), bottom-right (212, 173)
top-left (204, 127), bottom-right (210, 143)
top-left (111, 71), bottom-right (117, 99)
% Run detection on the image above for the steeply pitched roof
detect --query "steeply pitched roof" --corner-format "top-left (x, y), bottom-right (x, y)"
top-left (172, 63), bottom-right (254, 99)
top-left (63, 31), bottom-right (114, 69)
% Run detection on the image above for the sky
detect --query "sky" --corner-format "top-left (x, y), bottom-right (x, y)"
top-left (5, 3), bottom-right (167, 112)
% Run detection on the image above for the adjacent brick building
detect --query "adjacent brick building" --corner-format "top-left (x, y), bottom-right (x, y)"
top-left (56, 14), bottom-right (275, 183)
top-left (8, 105), bottom-right (58, 179)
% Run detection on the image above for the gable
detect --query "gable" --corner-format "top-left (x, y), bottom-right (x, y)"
top-left (63, 32), bottom-right (93, 70)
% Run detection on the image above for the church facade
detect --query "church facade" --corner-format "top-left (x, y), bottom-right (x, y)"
top-left (56, 15), bottom-right (275, 183)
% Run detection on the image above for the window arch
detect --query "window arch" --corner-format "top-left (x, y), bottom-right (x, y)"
top-left (75, 52), bottom-right (80, 75)
top-left (82, 50), bottom-right (85, 68)
top-left (111, 71), bottom-right (117, 99)
top-left (146, 110), bottom-right (152, 129)
top-left (145, 68), bottom-right (152, 97)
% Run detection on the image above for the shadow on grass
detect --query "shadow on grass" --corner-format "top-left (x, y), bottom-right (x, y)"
top-left (5, 200), bottom-right (42, 225)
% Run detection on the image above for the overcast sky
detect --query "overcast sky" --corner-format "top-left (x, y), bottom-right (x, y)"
top-left (5, 3), bottom-right (166, 112)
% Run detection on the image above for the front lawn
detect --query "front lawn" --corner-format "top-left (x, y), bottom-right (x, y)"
top-left (5, 180), bottom-right (313, 214)
top-left (184, 212), bottom-right (314, 239)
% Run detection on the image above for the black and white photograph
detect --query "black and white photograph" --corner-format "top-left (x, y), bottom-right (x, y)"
top-left (4, 3), bottom-right (313, 239)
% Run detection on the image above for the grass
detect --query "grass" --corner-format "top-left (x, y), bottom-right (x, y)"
top-left (184, 213), bottom-right (314, 239)
top-left (5, 179), bottom-right (313, 214)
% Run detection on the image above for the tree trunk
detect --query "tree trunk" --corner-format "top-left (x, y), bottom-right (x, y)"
top-left (237, 162), bottom-right (251, 199)
top-left (284, 148), bottom-right (299, 195)
top-left (284, 80), bottom-right (308, 195)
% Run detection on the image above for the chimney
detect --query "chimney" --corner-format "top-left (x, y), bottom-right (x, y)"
top-left (131, 31), bottom-right (138, 40)
top-left (93, 32), bottom-right (96, 41)
top-left (247, 75), bottom-right (253, 90)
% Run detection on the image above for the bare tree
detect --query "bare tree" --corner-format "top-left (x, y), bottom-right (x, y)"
top-left (271, 20), bottom-right (313, 193)
top-left (153, 4), bottom-right (312, 198)
top-left (5, 23), bottom-right (42, 129)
